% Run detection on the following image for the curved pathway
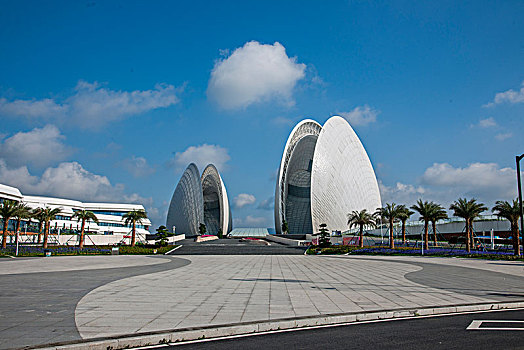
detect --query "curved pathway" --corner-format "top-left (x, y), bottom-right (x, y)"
top-left (0, 255), bottom-right (190, 349)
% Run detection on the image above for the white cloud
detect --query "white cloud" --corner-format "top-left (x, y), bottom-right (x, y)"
top-left (338, 105), bottom-right (379, 126)
top-left (0, 80), bottom-right (180, 129)
top-left (379, 181), bottom-right (426, 207)
top-left (171, 144), bottom-right (230, 173)
top-left (234, 193), bottom-right (256, 208)
top-left (495, 132), bottom-right (513, 141)
top-left (421, 162), bottom-right (517, 200)
top-left (233, 215), bottom-right (270, 227)
top-left (207, 41), bottom-right (306, 109)
top-left (258, 196), bottom-right (274, 210)
top-left (271, 116), bottom-right (296, 126)
top-left (0, 160), bottom-right (149, 204)
top-left (476, 117), bottom-right (497, 128)
top-left (0, 160), bottom-right (39, 189)
top-left (484, 81), bottom-right (524, 107)
top-left (379, 162), bottom-right (520, 212)
top-left (0, 97), bottom-right (66, 118)
top-left (119, 156), bottom-right (155, 178)
top-left (0, 125), bottom-right (73, 168)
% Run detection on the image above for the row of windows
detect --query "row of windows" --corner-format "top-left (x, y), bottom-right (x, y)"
top-left (98, 222), bottom-right (145, 229)
top-left (0, 218), bottom-right (145, 230)
top-left (89, 210), bottom-right (128, 217)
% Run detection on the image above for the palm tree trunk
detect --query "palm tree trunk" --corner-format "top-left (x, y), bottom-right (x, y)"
top-left (389, 218), bottom-right (394, 249)
top-left (359, 224), bottom-right (364, 248)
top-left (470, 221), bottom-right (475, 251)
top-left (465, 220), bottom-right (470, 253)
top-left (424, 220), bottom-right (429, 251)
top-left (79, 219), bottom-right (85, 249)
top-left (2, 219), bottom-right (8, 249)
top-left (432, 220), bottom-right (437, 247)
top-left (512, 223), bottom-right (520, 256)
top-left (15, 218), bottom-right (21, 249)
top-left (43, 220), bottom-right (49, 249)
top-left (37, 221), bottom-right (43, 244)
top-left (402, 220), bottom-right (406, 244)
top-left (131, 221), bottom-right (136, 246)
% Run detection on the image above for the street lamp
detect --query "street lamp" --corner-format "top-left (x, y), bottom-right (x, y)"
top-left (516, 154), bottom-right (524, 256)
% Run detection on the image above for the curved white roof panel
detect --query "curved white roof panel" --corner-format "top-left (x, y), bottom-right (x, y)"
top-left (275, 116), bottom-right (381, 234)
top-left (0, 184), bottom-right (23, 201)
top-left (166, 163), bottom-right (204, 236)
top-left (274, 119), bottom-right (322, 234)
top-left (310, 116), bottom-right (381, 232)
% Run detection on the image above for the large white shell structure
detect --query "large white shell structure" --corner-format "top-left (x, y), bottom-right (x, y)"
top-left (167, 163), bottom-right (232, 236)
top-left (274, 116), bottom-right (381, 234)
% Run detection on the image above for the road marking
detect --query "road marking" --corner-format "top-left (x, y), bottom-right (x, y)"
top-left (164, 245), bottom-right (182, 255)
top-left (132, 308), bottom-right (524, 349)
top-left (467, 320), bottom-right (524, 331)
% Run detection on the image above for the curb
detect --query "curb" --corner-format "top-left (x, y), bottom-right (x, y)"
top-left (29, 301), bottom-right (524, 350)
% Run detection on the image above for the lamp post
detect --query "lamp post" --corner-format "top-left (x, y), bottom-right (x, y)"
top-left (517, 154), bottom-right (524, 256)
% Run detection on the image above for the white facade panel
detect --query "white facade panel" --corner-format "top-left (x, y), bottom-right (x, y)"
top-left (310, 116), bottom-right (381, 232)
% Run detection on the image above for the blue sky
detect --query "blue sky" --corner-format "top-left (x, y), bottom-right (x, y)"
top-left (0, 1), bottom-right (523, 229)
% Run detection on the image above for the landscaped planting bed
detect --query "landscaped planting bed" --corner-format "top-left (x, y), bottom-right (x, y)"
top-left (306, 245), bottom-right (523, 260)
top-left (0, 244), bottom-right (177, 257)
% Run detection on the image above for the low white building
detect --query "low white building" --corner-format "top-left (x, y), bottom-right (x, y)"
top-left (0, 183), bottom-right (151, 246)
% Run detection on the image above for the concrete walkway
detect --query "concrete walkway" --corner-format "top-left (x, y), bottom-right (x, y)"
top-left (74, 255), bottom-right (524, 339)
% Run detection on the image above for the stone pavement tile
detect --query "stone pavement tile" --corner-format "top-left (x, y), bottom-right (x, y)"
top-left (73, 255), bottom-right (517, 339)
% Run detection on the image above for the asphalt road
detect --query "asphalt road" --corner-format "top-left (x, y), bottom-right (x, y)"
top-left (167, 309), bottom-right (524, 350)
top-left (0, 256), bottom-right (190, 349)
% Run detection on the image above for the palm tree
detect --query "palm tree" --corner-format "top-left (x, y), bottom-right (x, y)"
top-left (14, 203), bottom-right (32, 249)
top-left (122, 210), bottom-right (148, 246)
top-left (32, 208), bottom-right (45, 244)
top-left (411, 199), bottom-right (434, 251)
top-left (449, 198), bottom-right (487, 253)
top-left (397, 205), bottom-right (414, 245)
top-left (492, 199), bottom-right (521, 255)
top-left (0, 200), bottom-right (19, 249)
top-left (429, 203), bottom-right (448, 246)
top-left (375, 203), bottom-right (402, 249)
top-left (347, 209), bottom-right (377, 248)
top-left (72, 210), bottom-right (99, 249)
top-left (41, 207), bottom-right (62, 249)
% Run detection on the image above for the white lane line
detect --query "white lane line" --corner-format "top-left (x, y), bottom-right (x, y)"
top-left (466, 320), bottom-right (483, 330)
top-left (132, 307), bottom-right (524, 349)
top-left (467, 320), bottom-right (524, 331)
top-left (164, 245), bottom-right (182, 255)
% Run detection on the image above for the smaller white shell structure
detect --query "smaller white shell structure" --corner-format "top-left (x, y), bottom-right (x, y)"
top-left (201, 164), bottom-right (232, 235)
top-left (275, 116), bottom-right (381, 234)
top-left (167, 163), bottom-right (232, 236)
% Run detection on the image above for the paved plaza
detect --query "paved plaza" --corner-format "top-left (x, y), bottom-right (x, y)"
top-left (0, 254), bottom-right (523, 349)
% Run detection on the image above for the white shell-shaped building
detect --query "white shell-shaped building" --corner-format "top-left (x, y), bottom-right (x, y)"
top-left (274, 116), bottom-right (381, 234)
top-left (167, 163), bottom-right (232, 236)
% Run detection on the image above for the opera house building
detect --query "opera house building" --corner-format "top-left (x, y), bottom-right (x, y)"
top-left (274, 116), bottom-right (381, 234)
top-left (167, 163), bottom-right (232, 236)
